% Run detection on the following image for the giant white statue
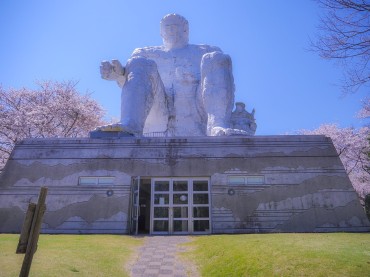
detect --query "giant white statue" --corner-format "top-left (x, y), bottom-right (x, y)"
top-left (99, 13), bottom-right (256, 137)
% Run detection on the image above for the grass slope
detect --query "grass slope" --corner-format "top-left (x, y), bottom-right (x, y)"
top-left (185, 233), bottom-right (370, 277)
top-left (0, 234), bottom-right (142, 277)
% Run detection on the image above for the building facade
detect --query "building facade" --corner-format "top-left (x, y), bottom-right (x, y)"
top-left (0, 135), bottom-right (369, 234)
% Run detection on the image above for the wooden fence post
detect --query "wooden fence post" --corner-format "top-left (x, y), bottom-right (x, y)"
top-left (16, 203), bottom-right (36, 254)
top-left (18, 186), bottom-right (48, 277)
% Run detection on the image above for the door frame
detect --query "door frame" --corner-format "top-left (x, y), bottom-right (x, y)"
top-left (129, 176), bottom-right (140, 235)
top-left (150, 177), bottom-right (211, 235)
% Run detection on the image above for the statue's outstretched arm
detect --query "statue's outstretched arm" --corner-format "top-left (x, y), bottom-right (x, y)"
top-left (100, 59), bottom-right (126, 88)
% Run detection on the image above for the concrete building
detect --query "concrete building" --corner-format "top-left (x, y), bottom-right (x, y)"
top-left (1, 135), bottom-right (369, 234)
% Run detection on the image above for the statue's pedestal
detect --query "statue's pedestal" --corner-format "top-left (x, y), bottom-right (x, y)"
top-left (0, 136), bottom-right (369, 234)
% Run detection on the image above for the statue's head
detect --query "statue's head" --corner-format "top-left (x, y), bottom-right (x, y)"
top-left (235, 102), bottom-right (246, 112)
top-left (160, 14), bottom-right (189, 50)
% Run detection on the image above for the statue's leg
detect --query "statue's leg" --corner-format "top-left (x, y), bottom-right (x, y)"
top-left (121, 56), bottom-right (168, 136)
top-left (201, 51), bottom-right (235, 136)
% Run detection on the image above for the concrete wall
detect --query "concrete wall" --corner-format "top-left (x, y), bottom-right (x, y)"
top-left (0, 135), bottom-right (368, 233)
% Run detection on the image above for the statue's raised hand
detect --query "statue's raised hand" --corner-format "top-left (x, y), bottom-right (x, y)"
top-left (100, 59), bottom-right (126, 88)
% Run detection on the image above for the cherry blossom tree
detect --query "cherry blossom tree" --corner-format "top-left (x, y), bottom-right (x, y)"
top-left (360, 98), bottom-right (370, 175)
top-left (0, 80), bottom-right (106, 169)
top-left (300, 124), bottom-right (370, 202)
top-left (358, 97), bottom-right (370, 122)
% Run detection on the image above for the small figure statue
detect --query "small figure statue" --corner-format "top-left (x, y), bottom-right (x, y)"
top-left (99, 14), bottom-right (235, 137)
top-left (230, 102), bottom-right (257, 135)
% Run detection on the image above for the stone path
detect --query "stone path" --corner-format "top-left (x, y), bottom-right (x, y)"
top-left (129, 236), bottom-right (198, 277)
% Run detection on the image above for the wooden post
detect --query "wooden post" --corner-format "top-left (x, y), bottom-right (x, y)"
top-left (16, 203), bottom-right (36, 254)
top-left (19, 187), bottom-right (48, 277)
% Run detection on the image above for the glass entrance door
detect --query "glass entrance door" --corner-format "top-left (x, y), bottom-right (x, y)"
top-left (151, 178), bottom-right (210, 235)
top-left (152, 179), bottom-right (170, 234)
top-left (172, 180), bottom-right (190, 233)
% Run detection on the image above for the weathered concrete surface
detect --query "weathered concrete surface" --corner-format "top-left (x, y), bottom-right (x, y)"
top-left (0, 135), bottom-right (368, 233)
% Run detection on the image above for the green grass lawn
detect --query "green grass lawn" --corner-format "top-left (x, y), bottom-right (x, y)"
top-left (1, 233), bottom-right (369, 277)
top-left (184, 233), bottom-right (370, 277)
top-left (0, 234), bottom-right (142, 277)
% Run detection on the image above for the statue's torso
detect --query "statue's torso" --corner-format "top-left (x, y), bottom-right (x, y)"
top-left (131, 44), bottom-right (221, 136)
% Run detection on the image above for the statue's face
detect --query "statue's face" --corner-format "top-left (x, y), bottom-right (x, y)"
top-left (160, 15), bottom-right (189, 49)
top-left (235, 103), bottom-right (245, 112)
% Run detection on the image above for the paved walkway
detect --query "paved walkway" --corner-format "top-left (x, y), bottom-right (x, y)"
top-left (129, 236), bottom-right (198, 277)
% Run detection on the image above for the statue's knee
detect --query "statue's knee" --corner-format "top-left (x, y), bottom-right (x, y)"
top-left (201, 51), bottom-right (232, 72)
top-left (126, 56), bottom-right (158, 74)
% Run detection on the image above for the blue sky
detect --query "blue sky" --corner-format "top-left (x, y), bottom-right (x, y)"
top-left (0, 0), bottom-right (368, 135)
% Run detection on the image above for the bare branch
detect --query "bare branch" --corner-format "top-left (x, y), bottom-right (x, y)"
top-left (312, 0), bottom-right (370, 92)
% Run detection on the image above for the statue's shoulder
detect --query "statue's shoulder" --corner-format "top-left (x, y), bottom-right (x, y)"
top-left (131, 46), bottom-right (164, 58)
top-left (189, 44), bottom-right (222, 54)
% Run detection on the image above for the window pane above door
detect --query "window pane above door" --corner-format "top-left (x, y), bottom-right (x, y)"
top-left (193, 193), bottom-right (209, 204)
top-left (193, 180), bottom-right (208, 191)
top-left (173, 181), bottom-right (188, 191)
top-left (154, 181), bottom-right (169, 191)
